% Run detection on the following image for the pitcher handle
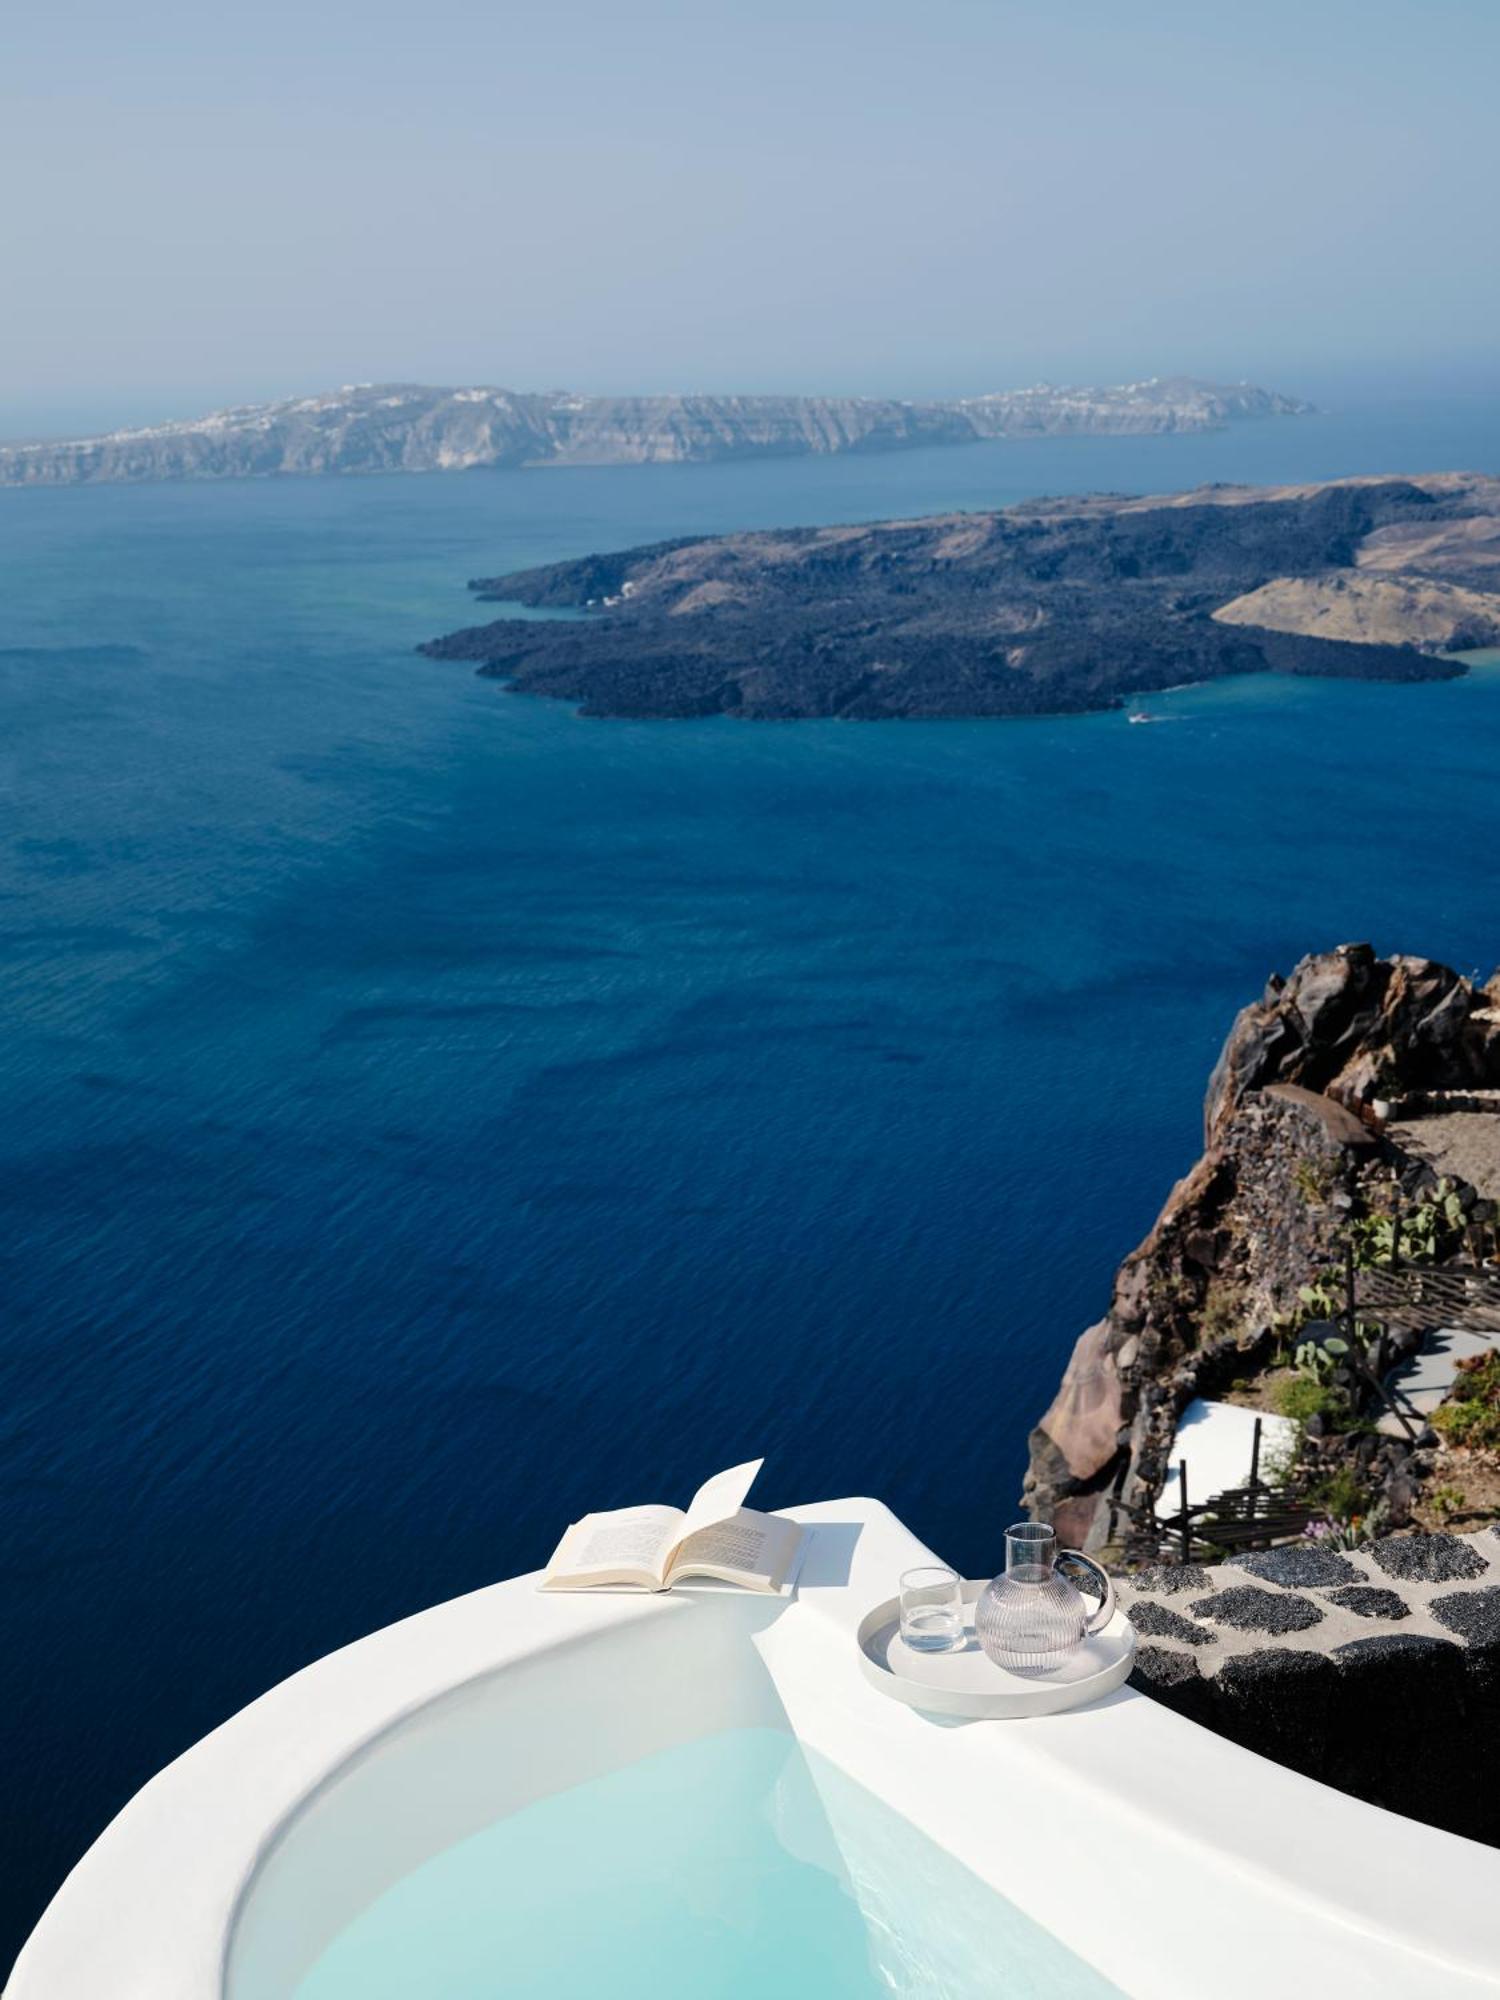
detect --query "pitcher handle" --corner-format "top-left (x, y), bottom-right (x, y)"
top-left (1055, 1549), bottom-right (1116, 1634)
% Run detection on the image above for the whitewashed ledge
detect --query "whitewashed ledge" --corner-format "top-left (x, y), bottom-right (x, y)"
top-left (10, 1499), bottom-right (1500, 2000)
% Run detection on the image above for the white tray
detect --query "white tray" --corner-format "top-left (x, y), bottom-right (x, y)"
top-left (856, 1578), bottom-right (1137, 1719)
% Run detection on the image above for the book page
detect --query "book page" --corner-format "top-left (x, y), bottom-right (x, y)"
top-left (546, 1505), bottom-right (683, 1585)
top-left (675, 1458), bottom-right (764, 1546)
top-left (667, 1509), bottom-right (802, 1590)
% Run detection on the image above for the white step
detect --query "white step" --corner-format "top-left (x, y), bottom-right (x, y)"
top-left (1377, 1325), bottom-right (1500, 1436)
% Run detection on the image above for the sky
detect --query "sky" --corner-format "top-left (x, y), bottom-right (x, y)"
top-left (3, 0), bottom-right (1498, 436)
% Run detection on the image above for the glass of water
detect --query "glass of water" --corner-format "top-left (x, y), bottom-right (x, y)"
top-left (898, 1565), bottom-right (963, 1653)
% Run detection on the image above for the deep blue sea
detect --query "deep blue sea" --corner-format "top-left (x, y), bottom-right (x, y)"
top-left (4, 397), bottom-right (1500, 1969)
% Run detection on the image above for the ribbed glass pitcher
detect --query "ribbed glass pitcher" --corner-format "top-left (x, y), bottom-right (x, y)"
top-left (974, 1523), bottom-right (1115, 1674)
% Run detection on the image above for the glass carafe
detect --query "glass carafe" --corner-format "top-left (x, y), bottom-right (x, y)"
top-left (974, 1523), bottom-right (1115, 1674)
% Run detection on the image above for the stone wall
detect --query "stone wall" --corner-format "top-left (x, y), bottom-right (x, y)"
top-left (1122, 1530), bottom-right (1500, 1844)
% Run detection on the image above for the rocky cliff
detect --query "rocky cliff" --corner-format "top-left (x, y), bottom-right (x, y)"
top-left (0, 376), bottom-right (1309, 487)
top-left (1023, 945), bottom-right (1500, 1551)
top-left (957, 377), bottom-right (1307, 438)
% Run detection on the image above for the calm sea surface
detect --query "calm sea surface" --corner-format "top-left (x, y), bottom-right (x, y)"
top-left (4, 398), bottom-right (1500, 1967)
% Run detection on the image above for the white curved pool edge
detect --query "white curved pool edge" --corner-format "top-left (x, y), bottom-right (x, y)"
top-left (10, 1498), bottom-right (1500, 2000)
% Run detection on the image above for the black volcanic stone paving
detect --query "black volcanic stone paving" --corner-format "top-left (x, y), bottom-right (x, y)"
top-left (1430, 1586), bottom-right (1500, 1647)
top-left (1131, 1565), bottom-right (1210, 1595)
top-left (1189, 1585), bottom-right (1324, 1634)
top-left (1323, 1585), bottom-right (1410, 1621)
top-left (1215, 1647), bottom-right (1335, 1692)
top-left (1232, 1546), bottom-right (1361, 1589)
top-left (1128, 1602), bottom-right (1217, 1645)
top-left (1369, 1534), bottom-right (1489, 1584)
top-left (1333, 1633), bottom-right (1464, 1667)
top-left (1130, 1644), bottom-right (1203, 1691)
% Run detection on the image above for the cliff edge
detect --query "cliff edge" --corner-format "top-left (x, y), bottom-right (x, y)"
top-left (0, 376), bottom-right (1309, 487)
top-left (1024, 945), bottom-right (1500, 1551)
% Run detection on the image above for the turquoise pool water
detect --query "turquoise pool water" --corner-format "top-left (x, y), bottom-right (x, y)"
top-left (289, 1728), bottom-right (1122, 1998)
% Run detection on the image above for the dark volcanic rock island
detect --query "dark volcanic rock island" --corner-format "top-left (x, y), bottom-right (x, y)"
top-left (421, 472), bottom-right (1500, 720)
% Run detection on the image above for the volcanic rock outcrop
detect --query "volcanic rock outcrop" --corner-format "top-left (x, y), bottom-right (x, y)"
top-left (1023, 945), bottom-right (1500, 1552)
top-left (423, 474), bottom-right (1500, 720)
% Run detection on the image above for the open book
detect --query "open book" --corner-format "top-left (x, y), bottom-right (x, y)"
top-left (540, 1458), bottom-right (804, 1594)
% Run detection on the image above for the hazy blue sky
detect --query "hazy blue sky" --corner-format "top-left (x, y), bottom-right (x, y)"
top-left (5, 0), bottom-right (1498, 434)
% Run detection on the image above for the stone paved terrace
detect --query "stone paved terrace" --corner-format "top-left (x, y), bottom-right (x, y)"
top-left (1121, 1530), bottom-right (1500, 1844)
top-left (1387, 1104), bottom-right (1500, 1204)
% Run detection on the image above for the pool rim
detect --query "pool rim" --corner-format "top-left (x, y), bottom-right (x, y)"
top-left (9, 1497), bottom-right (1500, 2000)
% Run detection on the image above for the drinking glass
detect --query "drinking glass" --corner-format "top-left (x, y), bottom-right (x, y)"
top-left (898, 1565), bottom-right (963, 1653)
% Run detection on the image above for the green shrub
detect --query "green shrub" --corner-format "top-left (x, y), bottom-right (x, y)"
top-left (1351, 1178), bottom-right (1467, 1269)
top-left (1296, 1277), bottom-right (1343, 1321)
top-left (1294, 1157), bottom-right (1333, 1205)
top-left (1433, 1351), bottom-right (1500, 1451)
top-left (1199, 1284), bottom-right (1244, 1343)
top-left (1293, 1335), bottom-right (1348, 1383)
top-left (1429, 1484), bottom-right (1467, 1523)
top-left (1304, 1463), bottom-right (1374, 1523)
top-left (1274, 1377), bottom-right (1347, 1426)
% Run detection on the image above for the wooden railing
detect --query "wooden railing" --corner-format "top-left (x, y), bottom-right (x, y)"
top-left (1129, 1416), bottom-right (1316, 1567)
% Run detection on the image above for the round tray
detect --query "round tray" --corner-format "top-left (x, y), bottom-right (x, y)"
top-left (856, 1578), bottom-right (1137, 1719)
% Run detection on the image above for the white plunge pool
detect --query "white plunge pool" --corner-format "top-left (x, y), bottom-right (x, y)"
top-left (10, 1499), bottom-right (1500, 2000)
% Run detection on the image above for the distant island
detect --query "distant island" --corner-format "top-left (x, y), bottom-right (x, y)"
top-left (421, 472), bottom-right (1500, 720)
top-left (0, 376), bottom-right (1309, 486)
